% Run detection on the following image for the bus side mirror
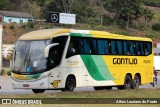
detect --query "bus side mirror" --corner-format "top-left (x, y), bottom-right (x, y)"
top-left (44, 43), bottom-right (59, 58)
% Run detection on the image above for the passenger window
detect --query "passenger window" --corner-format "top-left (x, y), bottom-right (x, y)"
top-left (66, 38), bottom-right (80, 58)
top-left (148, 43), bottom-right (152, 54)
top-left (111, 41), bottom-right (116, 54)
top-left (83, 38), bottom-right (97, 54)
top-left (129, 42), bottom-right (134, 55)
top-left (108, 41), bottom-right (111, 54)
top-left (117, 41), bottom-right (122, 55)
top-left (97, 39), bottom-right (108, 54)
top-left (135, 42), bottom-right (144, 55)
top-left (89, 39), bottom-right (97, 54)
top-left (83, 39), bottom-right (90, 54)
top-left (123, 41), bottom-right (127, 55)
top-left (144, 42), bottom-right (152, 55)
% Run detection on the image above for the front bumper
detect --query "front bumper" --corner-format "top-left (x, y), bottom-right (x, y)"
top-left (11, 77), bottom-right (49, 89)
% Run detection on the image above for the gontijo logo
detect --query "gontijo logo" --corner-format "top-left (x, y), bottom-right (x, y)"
top-left (113, 58), bottom-right (138, 65)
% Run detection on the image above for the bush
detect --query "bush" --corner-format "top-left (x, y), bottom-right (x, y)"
top-left (27, 22), bottom-right (35, 29)
top-left (144, 0), bottom-right (160, 7)
top-left (0, 69), bottom-right (11, 76)
top-left (3, 25), bottom-right (6, 29)
top-left (103, 16), bottom-right (115, 26)
top-left (145, 33), bottom-right (153, 38)
top-left (118, 30), bottom-right (129, 36)
top-left (9, 24), bottom-right (15, 30)
top-left (88, 18), bottom-right (100, 26)
top-left (152, 23), bottom-right (160, 31)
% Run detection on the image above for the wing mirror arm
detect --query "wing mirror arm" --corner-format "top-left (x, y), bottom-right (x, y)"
top-left (44, 43), bottom-right (59, 58)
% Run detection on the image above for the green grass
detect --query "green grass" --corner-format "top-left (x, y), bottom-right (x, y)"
top-left (0, 89), bottom-right (160, 106)
top-left (0, 88), bottom-right (160, 98)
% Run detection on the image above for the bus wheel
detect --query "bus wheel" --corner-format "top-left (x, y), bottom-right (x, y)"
top-left (65, 76), bottom-right (76, 92)
top-left (32, 89), bottom-right (45, 94)
top-left (124, 75), bottom-right (132, 89)
top-left (133, 75), bottom-right (140, 89)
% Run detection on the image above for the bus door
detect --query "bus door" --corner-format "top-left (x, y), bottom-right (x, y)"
top-left (47, 46), bottom-right (62, 88)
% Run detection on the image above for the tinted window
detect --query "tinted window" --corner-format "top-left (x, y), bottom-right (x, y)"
top-left (97, 39), bottom-right (108, 54)
top-left (66, 36), bottom-right (152, 58)
top-left (47, 36), bottom-right (68, 70)
top-left (117, 41), bottom-right (123, 55)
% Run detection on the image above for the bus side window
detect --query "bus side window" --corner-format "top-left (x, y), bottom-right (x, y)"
top-left (97, 39), bottom-right (108, 54)
top-left (136, 42), bottom-right (143, 55)
top-left (66, 38), bottom-right (80, 58)
top-left (133, 43), bottom-right (136, 55)
top-left (108, 41), bottom-right (111, 54)
top-left (144, 42), bottom-right (152, 55)
top-left (83, 38), bottom-right (97, 54)
top-left (129, 41), bottom-right (134, 55)
top-left (123, 41), bottom-right (127, 55)
top-left (83, 39), bottom-right (91, 54)
top-left (79, 39), bottom-right (84, 54)
top-left (135, 42), bottom-right (139, 55)
top-left (117, 41), bottom-right (122, 55)
top-left (111, 40), bottom-right (116, 55)
top-left (148, 42), bottom-right (152, 54)
top-left (89, 39), bottom-right (97, 54)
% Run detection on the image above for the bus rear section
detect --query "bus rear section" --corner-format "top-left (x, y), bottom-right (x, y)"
top-left (65, 35), bottom-right (153, 90)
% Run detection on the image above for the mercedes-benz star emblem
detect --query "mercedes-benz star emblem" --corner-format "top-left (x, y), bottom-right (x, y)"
top-left (51, 14), bottom-right (58, 22)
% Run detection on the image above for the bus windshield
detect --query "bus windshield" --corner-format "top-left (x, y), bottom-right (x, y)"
top-left (13, 40), bottom-right (50, 73)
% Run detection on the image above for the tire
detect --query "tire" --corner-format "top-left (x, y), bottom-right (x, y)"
top-left (65, 76), bottom-right (76, 92)
top-left (32, 89), bottom-right (45, 94)
top-left (133, 75), bottom-right (140, 89)
top-left (124, 75), bottom-right (132, 89)
top-left (154, 77), bottom-right (157, 84)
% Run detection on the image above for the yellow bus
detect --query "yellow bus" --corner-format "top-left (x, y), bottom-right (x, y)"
top-left (11, 29), bottom-right (153, 93)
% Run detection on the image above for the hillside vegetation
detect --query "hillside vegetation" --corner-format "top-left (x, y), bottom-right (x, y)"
top-left (1, 0), bottom-right (160, 43)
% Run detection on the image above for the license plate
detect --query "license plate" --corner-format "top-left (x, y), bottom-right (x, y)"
top-left (23, 84), bottom-right (29, 87)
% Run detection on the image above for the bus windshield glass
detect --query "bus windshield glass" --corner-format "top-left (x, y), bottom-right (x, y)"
top-left (13, 40), bottom-right (50, 73)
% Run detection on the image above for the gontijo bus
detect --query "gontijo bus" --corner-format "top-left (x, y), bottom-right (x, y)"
top-left (11, 29), bottom-right (153, 93)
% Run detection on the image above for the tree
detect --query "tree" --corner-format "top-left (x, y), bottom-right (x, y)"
top-left (106, 0), bottom-right (144, 28)
top-left (44, 0), bottom-right (97, 24)
top-left (72, 0), bottom-right (97, 23)
top-left (45, 0), bottom-right (75, 13)
top-left (0, 0), bottom-right (10, 10)
top-left (142, 8), bottom-right (154, 28)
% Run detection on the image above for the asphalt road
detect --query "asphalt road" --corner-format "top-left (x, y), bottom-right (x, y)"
top-left (0, 75), bottom-right (159, 95)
